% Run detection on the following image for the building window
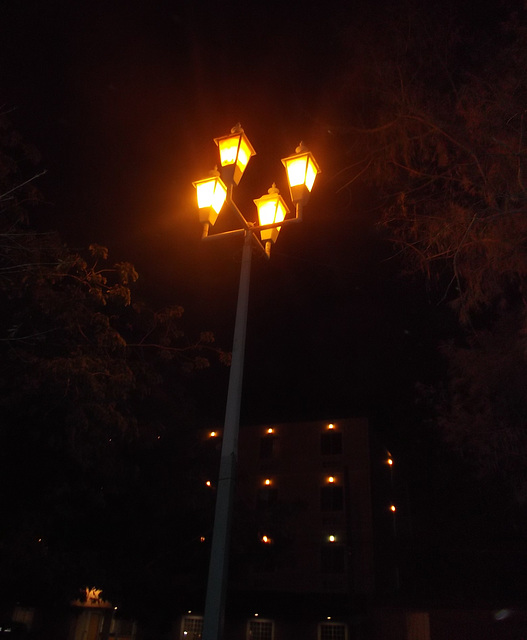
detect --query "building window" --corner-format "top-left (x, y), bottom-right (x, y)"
top-left (247, 618), bottom-right (274, 640)
top-left (318, 622), bottom-right (348, 640)
top-left (321, 431), bottom-right (342, 455)
top-left (321, 544), bottom-right (345, 573)
top-left (257, 487), bottom-right (278, 509)
top-left (180, 615), bottom-right (203, 640)
top-left (260, 436), bottom-right (276, 459)
top-left (321, 485), bottom-right (344, 511)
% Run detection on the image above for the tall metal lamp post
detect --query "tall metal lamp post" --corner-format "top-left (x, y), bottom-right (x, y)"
top-left (193, 124), bottom-right (320, 640)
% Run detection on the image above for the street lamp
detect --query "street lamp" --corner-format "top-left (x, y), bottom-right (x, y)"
top-left (193, 124), bottom-right (319, 640)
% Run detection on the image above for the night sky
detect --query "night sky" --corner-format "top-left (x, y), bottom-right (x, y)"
top-left (1, 0), bottom-right (450, 433)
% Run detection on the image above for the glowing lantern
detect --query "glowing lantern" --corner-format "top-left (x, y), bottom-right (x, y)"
top-left (254, 184), bottom-right (289, 253)
top-left (193, 171), bottom-right (227, 226)
top-left (214, 124), bottom-right (256, 185)
top-left (281, 142), bottom-right (320, 206)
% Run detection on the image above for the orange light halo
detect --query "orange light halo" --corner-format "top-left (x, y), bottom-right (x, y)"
top-left (281, 142), bottom-right (320, 206)
top-left (214, 124), bottom-right (256, 185)
top-left (254, 184), bottom-right (289, 247)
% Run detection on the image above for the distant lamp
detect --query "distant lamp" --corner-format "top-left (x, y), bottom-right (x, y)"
top-left (254, 184), bottom-right (290, 257)
top-left (193, 170), bottom-right (227, 227)
top-left (214, 123), bottom-right (256, 185)
top-left (281, 142), bottom-right (320, 206)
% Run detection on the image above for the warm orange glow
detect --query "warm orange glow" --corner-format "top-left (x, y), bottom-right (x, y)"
top-left (327, 476), bottom-right (335, 483)
top-left (210, 431), bottom-right (217, 437)
top-left (390, 505), bottom-right (396, 512)
top-left (328, 535), bottom-right (336, 543)
top-left (193, 176), bottom-right (227, 225)
top-left (264, 478), bottom-right (272, 486)
top-left (262, 535), bottom-right (272, 544)
top-left (281, 145), bottom-right (320, 205)
top-left (200, 536), bottom-right (206, 542)
top-left (327, 423), bottom-right (335, 430)
top-left (206, 481), bottom-right (211, 487)
top-left (267, 427), bottom-right (274, 434)
top-left (214, 126), bottom-right (256, 185)
top-left (254, 185), bottom-right (289, 246)
top-left (387, 458), bottom-right (393, 466)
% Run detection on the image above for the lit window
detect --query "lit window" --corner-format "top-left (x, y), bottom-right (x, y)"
top-left (247, 618), bottom-right (274, 640)
top-left (318, 622), bottom-right (347, 640)
top-left (180, 615), bottom-right (203, 640)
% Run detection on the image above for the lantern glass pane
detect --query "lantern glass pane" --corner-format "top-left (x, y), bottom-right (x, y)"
top-left (305, 158), bottom-right (318, 191)
top-left (196, 178), bottom-right (226, 214)
top-left (210, 181), bottom-right (227, 214)
top-left (218, 135), bottom-right (240, 166)
top-left (285, 156), bottom-right (308, 187)
top-left (237, 136), bottom-right (252, 173)
top-left (196, 180), bottom-right (215, 209)
top-left (257, 199), bottom-right (279, 227)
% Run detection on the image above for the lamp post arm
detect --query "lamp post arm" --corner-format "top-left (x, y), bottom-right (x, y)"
top-left (226, 185), bottom-right (251, 230)
top-left (202, 229), bottom-right (253, 640)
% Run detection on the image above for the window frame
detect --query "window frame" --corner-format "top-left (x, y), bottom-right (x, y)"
top-left (318, 621), bottom-right (348, 640)
top-left (246, 617), bottom-right (275, 640)
top-left (180, 615), bottom-right (204, 640)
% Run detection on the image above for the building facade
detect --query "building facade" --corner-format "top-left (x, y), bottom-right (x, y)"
top-left (179, 418), bottom-right (374, 640)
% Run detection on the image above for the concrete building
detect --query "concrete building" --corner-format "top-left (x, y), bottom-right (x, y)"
top-left (179, 417), bottom-right (374, 640)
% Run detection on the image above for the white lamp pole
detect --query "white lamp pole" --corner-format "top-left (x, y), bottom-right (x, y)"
top-left (193, 125), bottom-right (320, 640)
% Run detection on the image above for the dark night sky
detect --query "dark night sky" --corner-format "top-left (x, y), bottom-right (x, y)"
top-left (0, 0), bottom-right (452, 438)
